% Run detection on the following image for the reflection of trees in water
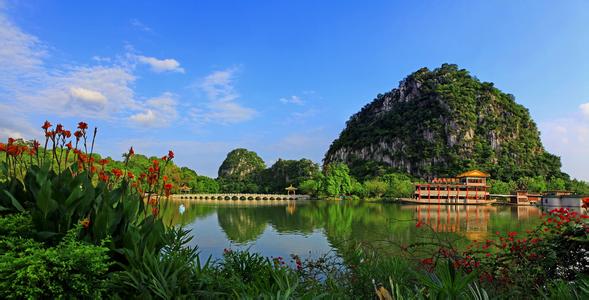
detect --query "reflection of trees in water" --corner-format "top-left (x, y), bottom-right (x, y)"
top-left (217, 207), bottom-right (269, 243)
top-left (163, 201), bottom-right (542, 263)
top-left (159, 200), bottom-right (216, 226)
top-left (297, 202), bottom-right (416, 256)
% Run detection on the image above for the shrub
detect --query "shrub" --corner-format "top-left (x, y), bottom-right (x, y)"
top-left (0, 228), bottom-right (112, 299)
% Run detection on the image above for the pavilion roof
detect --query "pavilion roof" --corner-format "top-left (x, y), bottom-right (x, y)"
top-left (285, 185), bottom-right (297, 191)
top-left (456, 170), bottom-right (490, 178)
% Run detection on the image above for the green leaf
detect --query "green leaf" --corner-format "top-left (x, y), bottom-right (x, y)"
top-left (36, 179), bottom-right (58, 219)
top-left (3, 190), bottom-right (25, 212)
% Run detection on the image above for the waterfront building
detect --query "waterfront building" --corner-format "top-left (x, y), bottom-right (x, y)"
top-left (541, 191), bottom-right (588, 211)
top-left (412, 170), bottom-right (491, 204)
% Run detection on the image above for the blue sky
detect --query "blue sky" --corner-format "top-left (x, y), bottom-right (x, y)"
top-left (1, 0), bottom-right (588, 180)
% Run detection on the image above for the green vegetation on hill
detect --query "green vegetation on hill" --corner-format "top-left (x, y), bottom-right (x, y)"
top-left (257, 158), bottom-right (320, 193)
top-left (218, 148), bottom-right (266, 181)
top-left (325, 64), bottom-right (565, 182)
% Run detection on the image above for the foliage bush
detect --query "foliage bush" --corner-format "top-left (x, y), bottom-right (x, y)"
top-left (0, 224), bottom-right (112, 299)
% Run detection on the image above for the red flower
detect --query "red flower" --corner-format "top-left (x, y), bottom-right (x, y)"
top-left (416, 221), bottom-right (424, 228)
top-left (99, 159), bottom-right (109, 166)
top-left (77, 122), bottom-right (88, 130)
top-left (7, 145), bottom-right (20, 156)
top-left (161, 155), bottom-right (167, 161)
top-left (164, 183), bottom-right (173, 197)
top-left (167, 150), bottom-right (174, 160)
top-left (99, 172), bottom-right (109, 182)
top-left (128, 146), bottom-right (134, 156)
top-left (508, 231), bottom-right (518, 238)
top-left (151, 207), bottom-right (159, 217)
top-left (0, 143), bottom-right (5, 152)
top-left (63, 130), bottom-right (71, 138)
top-left (55, 124), bottom-right (63, 133)
top-left (127, 171), bottom-right (134, 179)
top-left (66, 142), bottom-right (73, 150)
top-left (41, 120), bottom-right (52, 130)
top-left (33, 140), bottom-right (40, 149)
top-left (111, 168), bottom-right (123, 178)
top-left (163, 175), bottom-right (168, 182)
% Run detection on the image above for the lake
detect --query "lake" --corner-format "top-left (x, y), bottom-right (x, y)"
top-left (159, 200), bottom-right (544, 261)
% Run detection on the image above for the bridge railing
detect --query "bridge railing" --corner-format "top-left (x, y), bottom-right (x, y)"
top-left (170, 193), bottom-right (310, 201)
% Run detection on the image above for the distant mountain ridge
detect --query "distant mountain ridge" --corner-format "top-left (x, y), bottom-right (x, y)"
top-left (324, 64), bottom-right (565, 181)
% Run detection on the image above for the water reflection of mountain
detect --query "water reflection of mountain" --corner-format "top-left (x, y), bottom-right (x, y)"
top-left (216, 207), bottom-right (268, 243)
top-left (212, 201), bottom-right (417, 253)
top-left (161, 200), bottom-right (543, 258)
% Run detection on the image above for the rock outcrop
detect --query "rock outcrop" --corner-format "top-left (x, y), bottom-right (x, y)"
top-left (324, 64), bottom-right (563, 181)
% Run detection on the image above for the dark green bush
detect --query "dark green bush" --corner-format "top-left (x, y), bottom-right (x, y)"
top-left (0, 227), bottom-right (112, 299)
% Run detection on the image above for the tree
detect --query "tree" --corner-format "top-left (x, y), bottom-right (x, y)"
top-left (299, 178), bottom-right (322, 197)
top-left (256, 158), bottom-right (320, 193)
top-left (568, 179), bottom-right (589, 195)
top-left (363, 179), bottom-right (388, 197)
top-left (322, 163), bottom-right (353, 197)
top-left (489, 179), bottom-right (516, 195)
top-left (547, 177), bottom-right (566, 191)
top-left (517, 176), bottom-right (547, 193)
top-left (193, 175), bottom-right (219, 193)
top-left (381, 173), bottom-right (415, 198)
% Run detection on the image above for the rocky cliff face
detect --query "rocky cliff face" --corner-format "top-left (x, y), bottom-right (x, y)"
top-left (218, 148), bottom-right (266, 180)
top-left (324, 64), bottom-right (563, 181)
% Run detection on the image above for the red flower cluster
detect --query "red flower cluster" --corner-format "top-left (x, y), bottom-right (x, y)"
top-left (164, 183), bottom-right (173, 197)
top-left (4, 120), bottom-right (180, 222)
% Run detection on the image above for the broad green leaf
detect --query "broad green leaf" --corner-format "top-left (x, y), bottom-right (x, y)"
top-left (2, 190), bottom-right (25, 212)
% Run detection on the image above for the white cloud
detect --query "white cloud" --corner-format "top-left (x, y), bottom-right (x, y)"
top-left (136, 55), bottom-right (184, 73)
top-left (200, 68), bottom-right (239, 102)
top-left (279, 95), bottom-right (304, 105)
top-left (130, 18), bottom-right (152, 32)
top-left (191, 68), bottom-right (257, 124)
top-left (70, 87), bottom-right (107, 106)
top-left (0, 9), bottom-right (46, 97)
top-left (92, 55), bottom-right (111, 63)
top-left (540, 117), bottom-right (589, 181)
top-left (19, 65), bottom-right (137, 119)
top-left (580, 102), bottom-right (589, 118)
top-left (0, 7), bottom-right (140, 120)
top-left (130, 109), bottom-right (156, 124)
top-left (0, 106), bottom-right (38, 140)
top-left (129, 92), bottom-right (178, 127)
top-left (206, 101), bottom-right (256, 124)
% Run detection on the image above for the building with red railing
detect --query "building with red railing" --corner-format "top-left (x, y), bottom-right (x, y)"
top-left (412, 170), bottom-right (492, 205)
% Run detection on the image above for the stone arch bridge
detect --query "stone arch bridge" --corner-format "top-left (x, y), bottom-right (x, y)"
top-left (170, 193), bottom-right (310, 201)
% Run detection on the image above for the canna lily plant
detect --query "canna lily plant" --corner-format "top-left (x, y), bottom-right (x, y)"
top-left (0, 121), bottom-right (176, 260)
